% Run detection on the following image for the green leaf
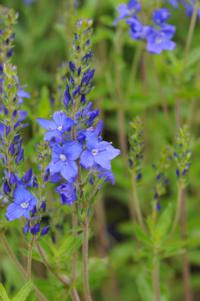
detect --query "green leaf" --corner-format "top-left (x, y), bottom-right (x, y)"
top-left (12, 281), bottom-right (33, 301)
top-left (186, 47), bottom-right (200, 69)
top-left (37, 86), bottom-right (51, 119)
top-left (0, 283), bottom-right (11, 301)
top-left (133, 224), bottom-right (151, 246)
top-left (154, 204), bottom-right (173, 241)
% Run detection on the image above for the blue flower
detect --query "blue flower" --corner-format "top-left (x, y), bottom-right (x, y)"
top-left (6, 186), bottom-right (37, 221)
top-left (80, 133), bottom-right (120, 170)
top-left (152, 8), bottom-right (171, 26)
top-left (114, 0), bottom-right (141, 24)
top-left (38, 111), bottom-right (74, 142)
top-left (98, 169), bottom-right (115, 185)
top-left (127, 17), bottom-right (151, 40)
top-left (56, 183), bottom-right (77, 205)
top-left (48, 142), bottom-right (82, 182)
top-left (24, 0), bottom-right (35, 5)
top-left (17, 87), bottom-right (30, 104)
top-left (75, 102), bottom-right (99, 128)
top-left (146, 24), bottom-right (176, 54)
top-left (182, 0), bottom-right (200, 18)
top-left (167, 0), bottom-right (179, 7)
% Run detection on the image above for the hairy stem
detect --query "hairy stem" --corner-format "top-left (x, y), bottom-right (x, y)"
top-left (171, 184), bottom-right (193, 301)
top-left (82, 218), bottom-right (92, 301)
top-left (180, 190), bottom-right (193, 301)
top-left (0, 233), bottom-right (47, 301)
top-left (172, 183), bottom-right (185, 233)
top-left (72, 212), bottom-right (78, 280)
top-left (27, 237), bottom-right (34, 279)
top-left (184, 1), bottom-right (199, 60)
top-left (131, 172), bottom-right (145, 230)
top-left (152, 255), bottom-right (161, 301)
top-left (175, 1), bottom-right (199, 128)
top-left (71, 212), bottom-right (81, 301)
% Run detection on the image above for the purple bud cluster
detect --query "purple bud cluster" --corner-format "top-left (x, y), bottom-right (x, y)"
top-left (38, 19), bottom-right (120, 206)
top-left (174, 127), bottom-right (192, 180)
top-left (0, 6), bottom-right (17, 63)
top-left (0, 7), bottom-right (49, 237)
top-left (115, 1), bottom-right (176, 54)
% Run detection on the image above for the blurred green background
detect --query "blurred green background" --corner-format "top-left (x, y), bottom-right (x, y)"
top-left (1, 0), bottom-right (200, 300)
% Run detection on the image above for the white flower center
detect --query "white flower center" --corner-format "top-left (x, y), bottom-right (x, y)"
top-left (156, 33), bottom-right (165, 45)
top-left (60, 154), bottom-right (67, 161)
top-left (58, 126), bottom-right (62, 131)
top-left (92, 149), bottom-right (98, 156)
top-left (21, 202), bottom-right (29, 209)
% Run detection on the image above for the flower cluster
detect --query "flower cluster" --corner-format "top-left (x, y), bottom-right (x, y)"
top-left (0, 7), bottom-right (50, 237)
top-left (0, 63), bottom-right (38, 224)
top-left (0, 5), bottom-right (17, 64)
top-left (173, 126), bottom-right (192, 180)
top-left (128, 117), bottom-right (144, 181)
top-left (152, 146), bottom-right (172, 210)
top-left (115, 1), bottom-right (176, 54)
top-left (38, 19), bottom-right (120, 207)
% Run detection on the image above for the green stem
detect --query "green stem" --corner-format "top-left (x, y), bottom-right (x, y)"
top-left (171, 183), bottom-right (185, 234)
top-left (71, 212), bottom-right (81, 301)
top-left (126, 45), bottom-right (141, 97)
top-left (179, 195), bottom-right (193, 301)
top-left (175, 1), bottom-right (199, 127)
top-left (152, 254), bottom-right (161, 301)
top-left (27, 237), bottom-right (34, 280)
top-left (82, 218), bottom-right (92, 301)
top-left (184, 1), bottom-right (199, 61)
top-left (131, 172), bottom-right (145, 230)
top-left (0, 233), bottom-right (47, 301)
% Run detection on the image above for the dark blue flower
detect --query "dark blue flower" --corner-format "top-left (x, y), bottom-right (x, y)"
top-left (127, 17), bottom-right (151, 40)
top-left (146, 24), bottom-right (176, 54)
top-left (23, 222), bottom-right (30, 235)
top-left (48, 142), bottom-right (82, 182)
top-left (37, 111), bottom-right (74, 142)
top-left (63, 85), bottom-right (72, 107)
top-left (6, 186), bottom-right (37, 221)
top-left (152, 8), bottom-right (171, 26)
top-left (56, 183), bottom-right (77, 205)
top-left (80, 133), bottom-right (120, 170)
top-left (98, 169), bottom-right (115, 185)
top-left (40, 226), bottom-right (50, 237)
top-left (31, 223), bottom-right (40, 235)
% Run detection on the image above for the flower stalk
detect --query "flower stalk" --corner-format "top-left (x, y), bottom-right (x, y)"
top-left (82, 218), bottom-right (93, 301)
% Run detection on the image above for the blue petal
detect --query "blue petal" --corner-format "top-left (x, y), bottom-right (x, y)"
top-left (14, 186), bottom-right (37, 206)
top-left (86, 133), bottom-right (99, 150)
top-left (37, 118), bottom-right (55, 130)
top-left (53, 111), bottom-right (66, 127)
top-left (94, 156), bottom-right (111, 170)
top-left (44, 130), bottom-right (61, 142)
top-left (80, 150), bottom-right (94, 169)
top-left (49, 161), bottom-right (63, 173)
top-left (14, 186), bottom-right (29, 204)
top-left (63, 141), bottom-right (82, 160)
top-left (6, 203), bottom-right (23, 221)
top-left (60, 162), bottom-right (78, 181)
